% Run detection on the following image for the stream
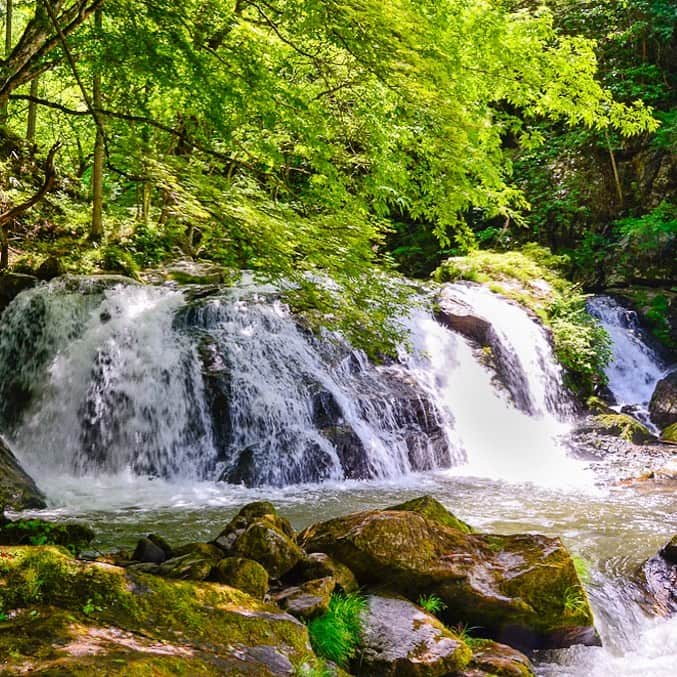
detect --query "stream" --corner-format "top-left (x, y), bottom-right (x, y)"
top-left (1, 280), bottom-right (675, 675)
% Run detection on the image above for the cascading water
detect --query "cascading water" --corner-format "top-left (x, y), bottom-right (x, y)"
top-left (587, 295), bottom-right (667, 425)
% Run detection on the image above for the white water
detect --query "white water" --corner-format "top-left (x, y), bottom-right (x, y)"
top-left (587, 296), bottom-right (667, 423)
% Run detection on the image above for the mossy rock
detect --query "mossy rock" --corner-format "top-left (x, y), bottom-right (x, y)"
top-left (660, 423), bottom-right (677, 443)
top-left (459, 639), bottom-right (535, 677)
top-left (387, 495), bottom-right (473, 533)
top-left (299, 500), bottom-right (598, 651)
top-left (0, 546), bottom-right (320, 675)
top-left (0, 518), bottom-right (93, 554)
top-left (289, 552), bottom-right (359, 594)
top-left (213, 557), bottom-right (269, 599)
top-left (0, 436), bottom-right (46, 511)
top-left (593, 413), bottom-right (653, 444)
top-left (128, 543), bottom-right (223, 581)
top-left (274, 577), bottom-right (335, 620)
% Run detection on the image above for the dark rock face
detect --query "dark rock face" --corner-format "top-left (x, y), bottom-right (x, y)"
top-left (299, 498), bottom-right (598, 651)
top-left (287, 552), bottom-right (359, 594)
top-left (356, 593), bottom-right (472, 676)
top-left (637, 536), bottom-right (677, 616)
top-left (650, 372), bottom-right (677, 429)
top-left (274, 576), bottom-right (335, 620)
top-left (132, 537), bottom-right (167, 565)
top-left (0, 272), bottom-right (37, 315)
top-left (0, 436), bottom-right (46, 510)
top-left (459, 640), bottom-right (535, 677)
top-left (35, 256), bottom-right (65, 281)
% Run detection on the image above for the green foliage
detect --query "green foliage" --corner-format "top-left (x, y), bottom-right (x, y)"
top-left (307, 592), bottom-right (366, 668)
top-left (563, 586), bottom-right (589, 617)
top-left (417, 593), bottom-right (447, 616)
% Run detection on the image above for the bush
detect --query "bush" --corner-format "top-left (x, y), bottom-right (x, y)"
top-left (307, 592), bottom-right (366, 668)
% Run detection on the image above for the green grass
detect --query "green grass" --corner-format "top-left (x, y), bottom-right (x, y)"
top-left (417, 593), bottom-right (446, 616)
top-left (307, 592), bottom-right (366, 668)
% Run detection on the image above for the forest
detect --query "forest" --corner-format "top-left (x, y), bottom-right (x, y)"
top-left (0, 1), bottom-right (675, 676)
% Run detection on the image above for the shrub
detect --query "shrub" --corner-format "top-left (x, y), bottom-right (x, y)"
top-left (417, 593), bottom-right (446, 616)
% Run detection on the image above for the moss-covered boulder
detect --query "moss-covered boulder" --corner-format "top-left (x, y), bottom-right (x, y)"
top-left (274, 577), bottom-right (335, 620)
top-left (387, 495), bottom-right (473, 533)
top-left (592, 413), bottom-right (654, 444)
top-left (650, 372), bottom-right (677, 429)
top-left (128, 542), bottom-right (223, 581)
top-left (459, 639), bottom-right (535, 677)
top-left (289, 552), bottom-right (359, 594)
top-left (213, 557), bottom-right (269, 599)
top-left (0, 436), bottom-right (46, 511)
top-left (636, 536), bottom-right (677, 616)
top-left (660, 422), bottom-right (677, 443)
top-left (299, 502), bottom-right (597, 650)
top-left (214, 502), bottom-right (303, 579)
top-left (0, 546), bottom-right (321, 675)
top-left (356, 593), bottom-right (472, 676)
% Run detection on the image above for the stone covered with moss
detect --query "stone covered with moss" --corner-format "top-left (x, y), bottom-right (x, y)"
top-left (0, 545), bottom-right (320, 675)
top-left (299, 498), bottom-right (597, 650)
top-left (593, 413), bottom-right (654, 444)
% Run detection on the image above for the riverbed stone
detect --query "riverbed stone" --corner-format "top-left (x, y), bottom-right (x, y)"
top-left (132, 537), bottom-right (167, 565)
top-left (0, 436), bottom-right (46, 511)
top-left (388, 495), bottom-right (473, 533)
top-left (129, 542), bottom-right (223, 581)
top-left (213, 556), bottom-right (269, 599)
top-left (299, 500), bottom-right (598, 650)
top-left (356, 593), bottom-right (472, 676)
top-left (650, 372), bottom-right (677, 429)
top-left (274, 576), bottom-right (335, 620)
top-left (592, 413), bottom-right (654, 443)
top-left (289, 552), bottom-right (359, 594)
top-left (637, 536), bottom-right (677, 616)
top-left (459, 639), bottom-right (535, 677)
top-left (0, 545), bottom-right (321, 675)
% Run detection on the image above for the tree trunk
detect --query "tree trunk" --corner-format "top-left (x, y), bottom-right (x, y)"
top-left (90, 9), bottom-right (104, 241)
top-left (26, 76), bottom-right (39, 142)
top-left (0, 0), bottom-right (12, 123)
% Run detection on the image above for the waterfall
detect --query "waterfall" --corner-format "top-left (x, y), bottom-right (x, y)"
top-left (586, 295), bottom-right (666, 423)
top-left (0, 277), bottom-right (586, 492)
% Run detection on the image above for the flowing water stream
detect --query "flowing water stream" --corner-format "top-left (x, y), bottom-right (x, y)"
top-left (1, 278), bottom-right (675, 675)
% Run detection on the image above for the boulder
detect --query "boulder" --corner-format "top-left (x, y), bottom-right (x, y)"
top-left (650, 372), bottom-right (677, 429)
top-left (132, 537), bottom-right (167, 565)
top-left (0, 272), bottom-right (37, 314)
top-left (591, 413), bottom-right (654, 444)
top-left (213, 556), bottom-right (269, 599)
top-left (129, 542), bottom-right (223, 581)
top-left (661, 423), bottom-right (677, 443)
top-left (289, 552), bottom-right (359, 594)
top-left (459, 640), bottom-right (535, 677)
top-left (388, 495), bottom-right (473, 533)
top-left (356, 593), bottom-right (472, 676)
top-left (214, 502), bottom-right (303, 579)
top-left (274, 577), bottom-right (335, 620)
top-left (0, 436), bottom-right (46, 511)
top-left (0, 545), bottom-right (323, 675)
top-left (637, 536), bottom-right (677, 616)
top-left (35, 255), bottom-right (66, 281)
top-left (299, 499), bottom-right (597, 651)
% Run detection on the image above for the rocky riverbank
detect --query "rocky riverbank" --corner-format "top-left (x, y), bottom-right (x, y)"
top-left (0, 496), bottom-right (606, 676)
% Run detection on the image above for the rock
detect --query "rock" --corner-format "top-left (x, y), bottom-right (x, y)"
top-left (213, 556), bottom-right (269, 598)
top-left (637, 536), bottom-right (677, 616)
top-left (213, 502), bottom-right (303, 579)
top-left (289, 552), bottom-right (359, 594)
top-left (299, 501), bottom-right (598, 651)
top-left (591, 413), bottom-right (654, 444)
top-left (0, 436), bottom-right (46, 511)
top-left (130, 543), bottom-right (223, 581)
top-left (0, 272), bottom-right (37, 314)
top-left (35, 255), bottom-right (65, 281)
top-left (650, 372), bottom-right (677, 429)
top-left (661, 423), bottom-right (677, 443)
top-left (274, 577), bottom-right (335, 620)
top-left (0, 518), bottom-right (94, 554)
top-left (148, 533), bottom-right (173, 558)
top-left (459, 640), bottom-right (535, 677)
top-left (0, 545), bottom-right (322, 675)
top-left (132, 537), bottom-right (167, 564)
top-left (388, 495), bottom-right (473, 533)
top-left (356, 594), bottom-right (472, 676)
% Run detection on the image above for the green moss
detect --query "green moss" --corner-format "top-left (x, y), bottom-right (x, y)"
top-left (594, 414), bottom-right (653, 443)
top-left (660, 423), bottom-right (677, 442)
top-left (387, 495), bottom-right (474, 533)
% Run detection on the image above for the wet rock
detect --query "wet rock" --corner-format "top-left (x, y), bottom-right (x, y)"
top-left (213, 556), bottom-right (269, 598)
top-left (289, 552), bottom-right (359, 594)
top-left (0, 272), bottom-right (37, 314)
top-left (650, 372), bottom-right (677, 429)
top-left (130, 542), bottom-right (223, 581)
top-left (356, 593), bottom-right (472, 676)
top-left (299, 500), bottom-right (597, 651)
top-left (0, 436), bottom-right (46, 511)
top-left (0, 545), bottom-right (319, 675)
top-left (148, 533), bottom-right (173, 558)
top-left (388, 495), bottom-right (473, 533)
top-left (35, 255), bottom-right (65, 281)
top-left (214, 502), bottom-right (303, 579)
top-left (590, 413), bottom-right (654, 444)
top-left (637, 536), bottom-right (677, 616)
top-left (319, 425), bottom-right (371, 479)
top-left (132, 537), bottom-right (167, 565)
top-left (459, 640), bottom-right (535, 677)
top-left (274, 577), bottom-right (335, 620)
